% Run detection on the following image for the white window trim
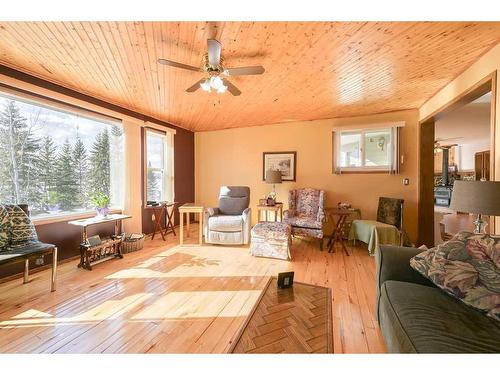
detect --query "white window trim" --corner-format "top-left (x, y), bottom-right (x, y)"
top-left (144, 128), bottom-right (175, 206)
top-left (333, 124), bottom-right (403, 174)
top-left (32, 208), bottom-right (122, 226)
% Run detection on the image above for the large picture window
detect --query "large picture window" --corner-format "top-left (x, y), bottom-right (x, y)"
top-left (145, 128), bottom-right (174, 204)
top-left (0, 91), bottom-right (124, 219)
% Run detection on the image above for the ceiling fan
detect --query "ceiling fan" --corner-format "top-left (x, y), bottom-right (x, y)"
top-left (158, 39), bottom-right (265, 96)
top-left (434, 137), bottom-right (464, 149)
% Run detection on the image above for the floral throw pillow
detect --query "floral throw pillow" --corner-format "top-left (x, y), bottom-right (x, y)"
top-left (410, 231), bottom-right (500, 321)
top-left (3, 205), bottom-right (38, 249)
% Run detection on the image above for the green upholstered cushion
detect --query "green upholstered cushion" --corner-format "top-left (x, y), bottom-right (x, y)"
top-left (410, 231), bottom-right (500, 321)
top-left (379, 280), bottom-right (500, 353)
top-left (2, 204), bottom-right (38, 249)
top-left (0, 205), bottom-right (10, 252)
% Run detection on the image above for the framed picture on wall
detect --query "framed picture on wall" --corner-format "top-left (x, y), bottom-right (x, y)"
top-left (262, 151), bottom-right (297, 181)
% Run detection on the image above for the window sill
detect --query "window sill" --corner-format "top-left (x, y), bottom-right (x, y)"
top-left (334, 169), bottom-right (393, 174)
top-left (32, 209), bottom-right (122, 226)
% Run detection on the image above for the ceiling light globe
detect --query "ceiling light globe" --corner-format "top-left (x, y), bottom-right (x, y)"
top-left (210, 76), bottom-right (224, 89)
top-left (200, 79), bottom-right (211, 92)
top-left (217, 85), bottom-right (227, 94)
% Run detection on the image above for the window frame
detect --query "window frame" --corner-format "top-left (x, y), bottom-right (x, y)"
top-left (333, 126), bottom-right (399, 173)
top-left (143, 127), bottom-right (175, 206)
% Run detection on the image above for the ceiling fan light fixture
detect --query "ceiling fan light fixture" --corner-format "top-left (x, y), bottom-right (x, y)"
top-left (200, 79), bottom-right (211, 92)
top-left (216, 85), bottom-right (227, 94)
top-left (210, 76), bottom-right (224, 90)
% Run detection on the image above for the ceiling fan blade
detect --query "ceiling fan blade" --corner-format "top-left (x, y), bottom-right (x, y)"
top-left (223, 79), bottom-right (241, 96)
top-left (435, 136), bottom-right (465, 142)
top-left (224, 66), bottom-right (265, 76)
top-left (207, 39), bottom-right (222, 66)
top-left (186, 79), bottom-right (205, 93)
top-left (158, 59), bottom-right (201, 72)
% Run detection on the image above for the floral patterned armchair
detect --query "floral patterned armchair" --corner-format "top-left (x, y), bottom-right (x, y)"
top-left (283, 188), bottom-right (326, 249)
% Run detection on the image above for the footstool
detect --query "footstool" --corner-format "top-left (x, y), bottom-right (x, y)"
top-left (250, 222), bottom-right (291, 260)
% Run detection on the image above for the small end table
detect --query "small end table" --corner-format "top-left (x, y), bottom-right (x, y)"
top-left (178, 203), bottom-right (204, 246)
top-left (257, 202), bottom-right (283, 222)
top-left (68, 213), bottom-right (131, 270)
top-left (324, 208), bottom-right (356, 256)
top-left (147, 202), bottom-right (177, 241)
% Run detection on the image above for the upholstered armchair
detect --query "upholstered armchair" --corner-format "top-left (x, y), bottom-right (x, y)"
top-left (283, 188), bottom-right (326, 249)
top-left (204, 186), bottom-right (251, 245)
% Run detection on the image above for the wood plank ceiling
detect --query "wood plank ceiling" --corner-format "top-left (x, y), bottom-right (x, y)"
top-left (0, 22), bottom-right (499, 131)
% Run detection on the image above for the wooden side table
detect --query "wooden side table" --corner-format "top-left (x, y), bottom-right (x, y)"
top-left (147, 202), bottom-right (177, 241)
top-left (324, 208), bottom-right (355, 256)
top-left (257, 203), bottom-right (283, 222)
top-left (68, 214), bottom-right (131, 269)
top-left (178, 203), bottom-right (204, 246)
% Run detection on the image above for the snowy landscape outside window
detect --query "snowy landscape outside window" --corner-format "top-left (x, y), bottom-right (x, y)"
top-left (0, 91), bottom-right (124, 219)
top-left (145, 128), bottom-right (174, 204)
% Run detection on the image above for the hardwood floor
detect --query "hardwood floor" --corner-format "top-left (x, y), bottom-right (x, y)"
top-left (0, 225), bottom-right (385, 353)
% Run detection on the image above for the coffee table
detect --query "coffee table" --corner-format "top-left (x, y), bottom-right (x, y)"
top-left (228, 277), bottom-right (333, 353)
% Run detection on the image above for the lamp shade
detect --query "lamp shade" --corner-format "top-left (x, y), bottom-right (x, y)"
top-left (450, 181), bottom-right (500, 216)
top-left (265, 170), bottom-right (282, 184)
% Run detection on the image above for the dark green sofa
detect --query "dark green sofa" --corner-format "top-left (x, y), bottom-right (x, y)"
top-left (376, 245), bottom-right (500, 353)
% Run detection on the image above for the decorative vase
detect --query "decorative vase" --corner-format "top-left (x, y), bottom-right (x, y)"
top-left (96, 207), bottom-right (109, 218)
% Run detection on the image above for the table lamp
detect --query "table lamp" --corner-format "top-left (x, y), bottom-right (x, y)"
top-left (449, 180), bottom-right (500, 234)
top-left (265, 169), bottom-right (282, 204)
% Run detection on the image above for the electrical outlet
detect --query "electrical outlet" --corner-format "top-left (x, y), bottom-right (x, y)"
top-left (402, 178), bottom-right (410, 186)
top-left (35, 256), bottom-right (44, 266)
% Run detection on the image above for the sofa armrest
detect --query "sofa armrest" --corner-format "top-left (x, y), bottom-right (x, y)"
top-left (203, 207), bottom-right (219, 236)
top-left (375, 245), bottom-right (436, 322)
top-left (242, 207), bottom-right (251, 221)
top-left (205, 207), bottom-right (219, 217)
top-left (376, 245), bottom-right (435, 289)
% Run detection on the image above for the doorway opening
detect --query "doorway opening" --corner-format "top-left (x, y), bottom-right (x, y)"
top-left (418, 73), bottom-right (496, 246)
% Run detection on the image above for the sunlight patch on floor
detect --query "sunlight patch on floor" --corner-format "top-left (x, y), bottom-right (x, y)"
top-left (106, 245), bottom-right (290, 279)
top-left (130, 290), bottom-right (262, 320)
top-left (0, 293), bottom-right (152, 327)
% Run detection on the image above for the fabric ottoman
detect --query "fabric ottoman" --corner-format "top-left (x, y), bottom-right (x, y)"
top-left (250, 222), bottom-right (291, 260)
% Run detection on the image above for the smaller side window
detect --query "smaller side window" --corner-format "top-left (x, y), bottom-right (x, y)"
top-left (333, 126), bottom-right (399, 173)
top-left (145, 129), bottom-right (174, 204)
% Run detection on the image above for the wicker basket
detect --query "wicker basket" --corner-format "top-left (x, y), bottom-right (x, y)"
top-left (121, 233), bottom-right (145, 254)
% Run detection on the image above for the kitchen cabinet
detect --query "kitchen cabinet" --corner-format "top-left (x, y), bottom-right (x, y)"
top-left (474, 150), bottom-right (490, 180)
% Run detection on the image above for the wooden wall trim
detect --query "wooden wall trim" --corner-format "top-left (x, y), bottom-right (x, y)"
top-left (489, 71), bottom-right (497, 232)
top-left (0, 64), bottom-right (187, 133)
top-left (418, 119), bottom-right (435, 246)
top-left (420, 71), bottom-right (496, 123)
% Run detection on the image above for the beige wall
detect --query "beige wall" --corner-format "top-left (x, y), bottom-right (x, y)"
top-left (195, 110), bottom-right (420, 242)
top-left (420, 42), bottom-right (500, 233)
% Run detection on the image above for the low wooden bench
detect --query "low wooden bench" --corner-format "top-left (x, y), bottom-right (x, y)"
top-left (0, 242), bottom-right (58, 292)
top-left (0, 204), bottom-right (58, 292)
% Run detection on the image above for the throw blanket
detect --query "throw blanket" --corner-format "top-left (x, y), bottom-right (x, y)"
top-left (349, 220), bottom-right (401, 255)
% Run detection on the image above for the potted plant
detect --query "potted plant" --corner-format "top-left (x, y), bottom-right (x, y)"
top-left (90, 192), bottom-right (110, 217)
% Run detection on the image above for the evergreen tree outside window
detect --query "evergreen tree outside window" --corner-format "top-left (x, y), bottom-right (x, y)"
top-left (0, 92), bottom-right (124, 219)
top-left (145, 128), bottom-right (174, 204)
